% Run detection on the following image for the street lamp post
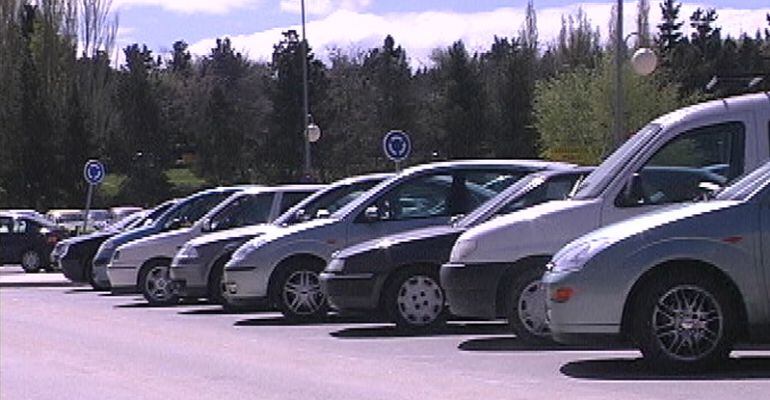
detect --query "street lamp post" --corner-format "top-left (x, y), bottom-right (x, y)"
top-left (301, 0), bottom-right (311, 176)
top-left (613, 0), bottom-right (625, 149)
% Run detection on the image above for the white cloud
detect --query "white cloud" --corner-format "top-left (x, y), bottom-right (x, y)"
top-left (279, 0), bottom-right (372, 16)
top-left (112, 0), bottom-right (262, 15)
top-left (189, 2), bottom-right (770, 67)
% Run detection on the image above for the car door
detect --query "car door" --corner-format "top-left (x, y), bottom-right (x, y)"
top-left (603, 119), bottom-right (750, 225)
top-left (760, 182), bottom-right (770, 321)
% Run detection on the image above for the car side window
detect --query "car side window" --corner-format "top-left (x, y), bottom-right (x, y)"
top-left (0, 217), bottom-right (12, 233)
top-left (209, 193), bottom-right (275, 231)
top-left (617, 121), bottom-right (745, 207)
top-left (378, 174), bottom-right (454, 221)
top-left (279, 192), bottom-right (313, 215)
top-left (12, 219), bottom-right (28, 233)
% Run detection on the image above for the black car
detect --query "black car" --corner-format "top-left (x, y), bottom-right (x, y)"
top-left (55, 200), bottom-right (176, 289)
top-left (0, 212), bottom-right (68, 272)
top-left (320, 167), bottom-right (593, 330)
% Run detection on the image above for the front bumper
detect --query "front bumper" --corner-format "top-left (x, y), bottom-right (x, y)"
top-left (440, 262), bottom-right (509, 319)
top-left (221, 264), bottom-right (271, 301)
top-left (169, 260), bottom-right (209, 298)
top-left (60, 257), bottom-right (87, 282)
top-left (319, 271), bottom-right (382, 311)
top-left (543, 270), bottom-right (623, 345)
top-left (106, 260), bottom-right (140, 290)
top-left (91, 257), bottom-right (112, 288)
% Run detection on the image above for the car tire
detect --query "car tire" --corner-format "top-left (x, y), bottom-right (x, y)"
top-left (632, 270), bottom-right (736, 372)
top-left (384, 265), bottom-right (447, 332)
top-left (506, 263), bottom-right (553, 344)
top-left (207, 256), bottom-right (229, 305)
top-left (20, 250), bottom-right (43, 273)
top-left (272, 259), bottom-right (328, 322)
top-left (139, 262), bottom-right (179, 306)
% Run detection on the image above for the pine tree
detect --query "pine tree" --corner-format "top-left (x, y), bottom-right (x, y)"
top-left (657, 0), bottom-right (683, 53)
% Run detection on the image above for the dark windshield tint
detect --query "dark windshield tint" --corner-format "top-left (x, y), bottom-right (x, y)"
top-left (277, 180), bottom-right (382, 225)
top-left (209, 193), bottom-right (275, 231)
top-left (715, 162), bottom-right (770, 201)
top-left (162, 191), bottom-right (233, 229)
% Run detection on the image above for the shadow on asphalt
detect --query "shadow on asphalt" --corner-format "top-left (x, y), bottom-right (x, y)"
top-left (0, 281), bottom-right (83, 288)
top-left (235, 313), bottom-right (371, 327)
top-left (64, 288), bottom-right (99, 293)
top-left (330, 322), bottom-right (509, 339)
top-left (457, 336), bottom-right (629, 352)
top-left (560, 356), bottom-right (770, 380)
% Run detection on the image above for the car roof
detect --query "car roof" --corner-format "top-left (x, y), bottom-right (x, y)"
top-left (653, 92), bottom-right (770, 128)
top-left (399, 159), bottom-right (576, 175)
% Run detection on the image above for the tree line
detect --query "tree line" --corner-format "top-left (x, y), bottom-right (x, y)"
top-left (1, 0), bottom-right (768, 209)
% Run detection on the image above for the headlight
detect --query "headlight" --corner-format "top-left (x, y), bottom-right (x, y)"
top-left (550, 237), bottom-right (613, 273)
top-left (176, 243), bottom-right (199, 260)
top-left (230, 240), bottom-right (258, 265)
top-left (451, 239), bottom-right (477, 261)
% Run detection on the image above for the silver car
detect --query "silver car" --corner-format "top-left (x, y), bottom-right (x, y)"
top-left (223, 160), bottom-right (562, 321)
top-left (543, 162), bottom-right (770, 371)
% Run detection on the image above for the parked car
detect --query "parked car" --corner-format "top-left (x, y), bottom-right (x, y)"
top-left (92, 187), bottom-right (246, 290)
top-left (320, 166), bottom-right (591, 330)
top-left (55, 200), bottom-right (175, 289)
top-left (3, 209), bottom-right (46, 220)
top-left (441, 92), bottom-right (770, 343)
top-left (111, 185), bottom-right (324, 305)
top-left (544, 161), bottom-right (770, 371)
top-left (109, 206), bottom-right (143, 222)
top-left (170, 173), bottom-right (391, 305)
top-left (46, 209), bottom-right (85, 233)
top-left (223, 160), bottom-right (562, 321)
top-left (0, 212), bottom-right (68, 272)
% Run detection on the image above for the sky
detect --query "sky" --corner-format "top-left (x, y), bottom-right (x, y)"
top-left (111, 0), bottom-right (770, 66)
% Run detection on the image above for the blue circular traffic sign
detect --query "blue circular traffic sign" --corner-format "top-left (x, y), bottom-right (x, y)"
top-left (382, 130), bottom-right (411, 162)
top-left (83, 159), bottom-right (106, 185)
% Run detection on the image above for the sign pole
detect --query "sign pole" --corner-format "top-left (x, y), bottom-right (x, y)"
top-left (82, 159), bottom-right (106, 234)
top-left (82, 183), bottom-right (94, 232)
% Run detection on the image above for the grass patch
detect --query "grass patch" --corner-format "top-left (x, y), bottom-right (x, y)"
top-left (165, 168), bottom-right (207, 189)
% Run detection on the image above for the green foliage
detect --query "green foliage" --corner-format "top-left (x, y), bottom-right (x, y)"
top-left (1, 0), bottom-right (768, 210)
top-left (534, 58), bottom-right (683, 165)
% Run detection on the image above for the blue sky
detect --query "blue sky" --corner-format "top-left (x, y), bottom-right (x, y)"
top-left (111, 1), bottom-right (770, 65)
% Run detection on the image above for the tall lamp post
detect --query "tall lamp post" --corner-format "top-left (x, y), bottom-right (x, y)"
top-left (300, 0), bottom-right (317, 177)
top-left (613, 0), bottom-right (658, 149)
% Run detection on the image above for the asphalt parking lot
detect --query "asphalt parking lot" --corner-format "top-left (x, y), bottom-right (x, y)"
top-left (2, 265), bottom-right (770, 400)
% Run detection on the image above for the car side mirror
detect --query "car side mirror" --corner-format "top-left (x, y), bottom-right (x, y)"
top-left (361, 205), bottom-right (381, 222)
top-left (166, 218), bottom-right (184, 231)
top-left (201, 218), bottom-right (212, 232)
top-left (616, 173), bottom-right (645, 207)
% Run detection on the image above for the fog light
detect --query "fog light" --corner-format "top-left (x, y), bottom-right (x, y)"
top-left (551, 287), bottom-right (574, 303)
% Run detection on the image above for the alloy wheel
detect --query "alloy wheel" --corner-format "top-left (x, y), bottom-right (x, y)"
top-left (652, 285), bottom-right (723, 361)
top-left (282, 270), bottom-right (325, 316)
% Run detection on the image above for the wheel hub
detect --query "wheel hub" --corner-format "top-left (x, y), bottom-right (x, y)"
top-left (283, 270), bottom-right (325, 315)
top-left (517, 280), bottom-right (550, 337)
top-left (653, 285), bottom-right (723, 361)
top-left (396, 275), bottom-right (444, 326)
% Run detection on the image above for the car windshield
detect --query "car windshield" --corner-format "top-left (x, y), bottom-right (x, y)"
top-left (714, 162), bottom-right (770, 201)
top-left (106, 212), bottom-right (144, 231)
top-left (276, 179), bottom-right (382, 225)
top-left (207, 192), bottom-right (274, 231)
top-left (572, 123), bottom-right (661, 200)
top-left (456, 171), bottom-right (587, 228)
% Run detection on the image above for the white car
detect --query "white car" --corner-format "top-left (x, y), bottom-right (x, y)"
top-left (223, 160), bottom-right (567, 321)
top-left (441, 92), bottom-right (770, 343)
top-left (108, 185), bottom-right (323, 305)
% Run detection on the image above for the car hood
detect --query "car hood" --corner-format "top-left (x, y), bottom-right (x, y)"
top-left (573, 200), bottom-right (737, 246)
top-left (450, 199), bottom-right (602, 263)
top-left (189, 224), bottom-right (281, 247)
top-left (63, 230), bottom-right (115, 246)
top-left (336, 224), bottom-right (462, 260)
